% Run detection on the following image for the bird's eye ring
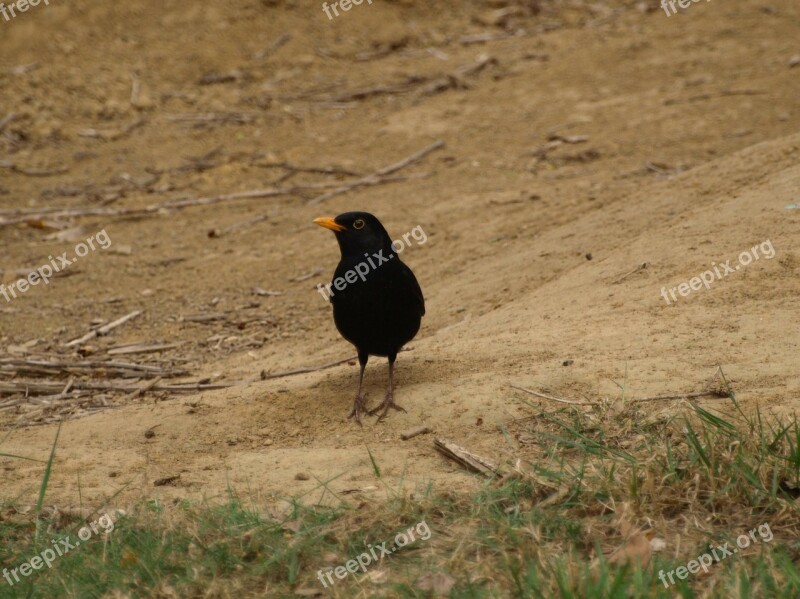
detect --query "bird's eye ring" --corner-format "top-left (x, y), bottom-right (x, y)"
top-left (353, 219), bottom-right (365, 230)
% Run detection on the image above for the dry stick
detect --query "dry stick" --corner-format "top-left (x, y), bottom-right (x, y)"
top-left (2, 355), bottom-right (365, 409)
top-left (260, 355), bottom-right (357, 380)
top-left (328, 82), bottom-right (414, 103)
top-left (220, 173), bottom-right (429, 236)
top-left (354, 39), bottom-right (410, 61)
top-left (509, 383), bottom-right (730, 406)
top-left (665, 89), bottom-right (767, 106)
top-left (0, 112), bottom-right (16, 133)
top-left (59, 377), bottom-right (75, 399)
top-left (198, 71), bottom-right (242, 85)
top-left (180, 312), bottom-right (227, 323)
top-left (324, 56), bottom-right (493, 103)
top-left (3, 355), bottom-right (358, 399)
top-left (400, 425), bottom-right (431, 440)
top-left (0, 181), bottom-right (345, 225)
top-left (434, 437), bottom-right (501, 477)
top-left (460, 32), bottom-right (513, 45)
top-left (0, 358), bottom-right (185, 376)
top-left (0, 206), bottom-right (131, 225)
top-left (124, 376), bottom-right (163, 401)
top-left (253, 32), bottom-right (291, 60)
top-left (258, 161), bottom-right (361, 177)
top-left (630, 390), bottom-right (729, 402)
top-left (307, 140), bottom-right (444, 205)
top-left (0, 380), bottom-right (242, 396)
top-left (292, 268), bottom-right (323, 282)
top-left (155, 180), bottom-right (345, 210)
top-left (10, 165), bottom-right (70, 177)
top-left (612, 262), bottom-right (648, 285)
top-left (163, 113), bottom-right (256, 124)
top-left (78, 118), bottom-right (145, 141)
top-left (106, 343), bottom-right (181, 356)
top-left (64, 310), bottom-right (142, 347)
top-left (129, 72), bottom-right (141, 106)
top-left (0, 397), bottom-right (40, 410)
top-left (218, 212), bottom-right (272, 236)
top-left (457, 54), bottom-right (496, 78)
top-left (167, 145), bottom-right (224, 173)
top-left (0, 174), bottom-right (415, 226)
top-left (509, 384), bottom-right (594, 406)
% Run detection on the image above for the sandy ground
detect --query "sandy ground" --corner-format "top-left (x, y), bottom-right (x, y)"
top-left (1, 0), bottom-right (799, 512)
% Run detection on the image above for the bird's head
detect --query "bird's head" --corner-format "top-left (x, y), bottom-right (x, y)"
top-left (313, 211), bottom-right (393, 257)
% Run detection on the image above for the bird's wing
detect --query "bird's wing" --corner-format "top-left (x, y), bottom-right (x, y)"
top-left (398, 260), bottom-right (425, 317)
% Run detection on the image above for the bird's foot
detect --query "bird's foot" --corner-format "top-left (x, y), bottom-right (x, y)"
top-left (368, 391), bottom-right (406, 422)
top-left (348, 393), bottom-right (370, 425)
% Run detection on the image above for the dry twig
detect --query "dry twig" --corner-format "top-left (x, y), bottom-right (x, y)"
top-left (510, 382), bottom-right (731, 406)
top-left (400, 425), bottom-right (431, 440)
top-left (0, 379), bottom-right (240, 396)
top-left (253, 33), bottom-right (291, 60)
top-left (260, 355), bottom-right (357, 380)
top-left (307, 140), bottom-right (443, 205)
top-left (612, 262), bottom-right (648, 285)
top-left (434, 437), bottom-right (501, 477)
top-left (64, 310), bottom-right (143, 347)
top-left (509, 384), bottom-right (594, 406)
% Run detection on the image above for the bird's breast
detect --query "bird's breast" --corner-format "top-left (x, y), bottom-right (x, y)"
top-left (329, 259), bottom-right (422, 356)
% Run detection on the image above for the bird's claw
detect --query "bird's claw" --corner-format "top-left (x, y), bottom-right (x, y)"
top-left (368, 392), bottom-right (406, 422)
top-left (348, 393), bottom-right (369, 425)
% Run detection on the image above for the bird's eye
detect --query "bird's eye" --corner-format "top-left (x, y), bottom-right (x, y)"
top-left (353, 219), bottom-right (365, 230)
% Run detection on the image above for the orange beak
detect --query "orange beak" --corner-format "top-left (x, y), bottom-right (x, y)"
top-left (313, 216), bottom-right (347, 232)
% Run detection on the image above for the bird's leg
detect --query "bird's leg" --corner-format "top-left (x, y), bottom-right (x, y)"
top-left (348, 358), bottom-right (369, 425)
top-left (369, 359), bottom-right (406, 421)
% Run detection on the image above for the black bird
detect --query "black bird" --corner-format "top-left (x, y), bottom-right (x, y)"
top-left (314, 212), bottom-right (425, 423)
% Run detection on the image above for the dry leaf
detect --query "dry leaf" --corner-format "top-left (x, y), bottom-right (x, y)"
top-left (416, 572), bottom-right (456, 596)
top-left (608, 527), bottom-right (653, 566)
top-left (25, 219), bottom-right (66, 231)
top-left (650, 537), bottom-right (667, 552)
top-left (282, 520), bottom-right (300, 533)
top-left (120, 548), bottom-right (138, 567)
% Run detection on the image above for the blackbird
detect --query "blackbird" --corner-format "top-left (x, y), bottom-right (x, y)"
top-left (314, 212), bottom-right (425, 423)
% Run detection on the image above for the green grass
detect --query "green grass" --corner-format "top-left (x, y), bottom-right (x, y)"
top-left (1, 396), bottom-right (799, 598)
